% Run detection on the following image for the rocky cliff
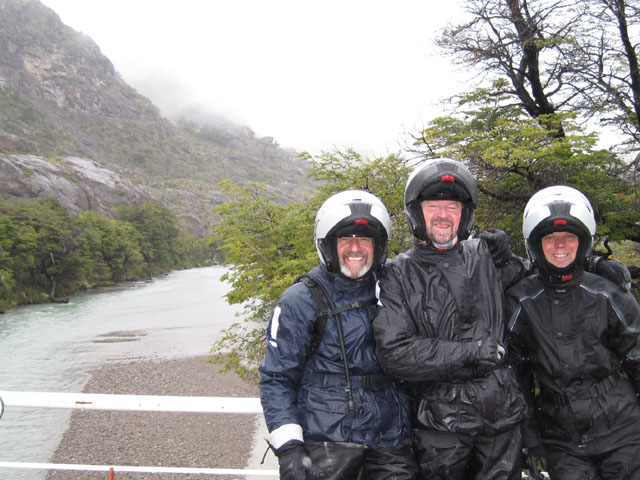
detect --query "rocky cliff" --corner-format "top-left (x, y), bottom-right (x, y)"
top-left (0, 0), bottom-right (312, 236)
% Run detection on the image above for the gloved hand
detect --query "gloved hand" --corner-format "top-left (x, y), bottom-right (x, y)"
top-left (523, 447), bottom-right (548, 480)
top-left (478, 228), bottom-right (512, 266)
top-left (467, 337), bottom-right (505, 368)
top-left (276, 441), bottom-right (325, 480)
top-left (587, 256), bottom-right (632, 291)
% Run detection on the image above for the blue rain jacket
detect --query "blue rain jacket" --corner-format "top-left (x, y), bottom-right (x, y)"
top-left (259, 265), bottom-right (412, 450)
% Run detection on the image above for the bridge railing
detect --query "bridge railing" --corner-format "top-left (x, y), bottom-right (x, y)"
top-left (0, 390), bottom-right (279, 477)
top-left (0, 391), bottom-right (545, 478)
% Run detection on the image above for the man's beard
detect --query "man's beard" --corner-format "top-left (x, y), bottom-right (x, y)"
top-left (427, 218), bottom-right (457, 247)
top-left (339, 253), bottom-right (373, 279)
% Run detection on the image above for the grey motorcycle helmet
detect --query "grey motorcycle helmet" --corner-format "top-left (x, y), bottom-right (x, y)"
top-left (314, 190), bottom-right (392, 278)
top-left (404, 158), bottom-right (478, 243)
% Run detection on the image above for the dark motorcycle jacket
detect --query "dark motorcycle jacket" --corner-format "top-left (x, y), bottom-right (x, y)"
top-left (259, 265), bottom-right (412, 451)
top-left (506, 270), bottom-right (640, 455)
top-left (373, 237), bottom-right (530, 436)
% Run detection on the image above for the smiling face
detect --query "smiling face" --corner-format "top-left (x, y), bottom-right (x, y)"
top-left (336, 236), bottom-right (374, 279)
top-left (541, 231), bottom-right (579, 268)
top-left (421, 200), bottom-right (462, 246)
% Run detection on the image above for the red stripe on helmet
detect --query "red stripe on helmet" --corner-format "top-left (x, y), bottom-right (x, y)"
top-left (355, 219), bottom-right (368, 225)
top-left (441, 175), bottom-right (455, 183)
top-left (554, 219), bottom-right (568, 225)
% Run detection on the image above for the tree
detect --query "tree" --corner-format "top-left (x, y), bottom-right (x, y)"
top-left (116, 202), bottom-right (184, 274)
top-left (0, 210), bottom-right (16, 311)
top-left (73, 211), bottom-right (146, 284)
top-left (434, 0), bottom-right (640, 266)
top-left (438, 0), bottom-right (640, 154)
top-left (2, 197), bottom-right (85, 300)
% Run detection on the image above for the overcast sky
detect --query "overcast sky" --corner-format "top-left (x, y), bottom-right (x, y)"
top-left (40, 0), bottom-right (470, 156)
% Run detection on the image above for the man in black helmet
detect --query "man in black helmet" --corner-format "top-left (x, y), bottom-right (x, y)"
top-left (506, 186), bottom-right (640, 480)
top-left (372, 158), bottom-right (531, 479)
top-left (259, 190), bottom-right (418, 479)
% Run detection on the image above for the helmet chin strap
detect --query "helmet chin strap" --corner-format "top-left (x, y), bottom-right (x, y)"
top-left (432, 237), bottom-right (458, 250)
top-left (539, 259), bottom-right (582, 287)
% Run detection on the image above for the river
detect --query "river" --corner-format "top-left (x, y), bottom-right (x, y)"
top-left (0, 265), bottom-right (247, 480)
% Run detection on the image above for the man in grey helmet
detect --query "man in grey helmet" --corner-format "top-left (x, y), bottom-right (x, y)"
top-left (259, 190), bottom-right (417, 479)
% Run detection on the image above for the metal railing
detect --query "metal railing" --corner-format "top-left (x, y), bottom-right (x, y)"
top-left (0, 391), bottom-right (546, 478)
top-left (0, 390), bottom-right (279, 477)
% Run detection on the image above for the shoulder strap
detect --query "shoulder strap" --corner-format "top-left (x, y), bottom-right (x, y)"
top-left (294, 274), bottom-right (329, 357)
top-left (294, 274), bottom-right (377, 357)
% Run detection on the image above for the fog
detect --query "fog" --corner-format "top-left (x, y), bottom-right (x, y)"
top-left (40, 0), bottom-right (470, 155)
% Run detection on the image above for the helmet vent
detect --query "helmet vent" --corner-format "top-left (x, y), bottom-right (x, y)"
top-left (441, 175), bottom-right (455, 183)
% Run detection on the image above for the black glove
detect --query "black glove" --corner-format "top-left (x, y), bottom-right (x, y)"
top-left (479, 228), bottom-right (512, 266)
top-left (587, 256), bottom-right (632, 291)
top-left (523, 447), bottom-right (547, 480)
top-left (466, 337), bottom-right (505, 369)
top-left (276, 442), bottom-right (325, 480)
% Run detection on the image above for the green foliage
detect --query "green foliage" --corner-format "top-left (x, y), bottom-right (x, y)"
top-left (73, 211), bottom-right (146, 284)
top-left (116, 202), bottom-right (184, 275)
top-left (0, 197), bottom-right (211, 309)
top-left (211, 180), bottom-right (317, 325)
top-left (3, 197), bottom-right (85, 300)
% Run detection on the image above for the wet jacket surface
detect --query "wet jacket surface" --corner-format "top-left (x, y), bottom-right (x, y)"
top-left (259, 265), bottom-right (412, 450)
top-left (506, 271), bottom-right (640, 455)
top-left (373, 238), bottom-right (529, 435)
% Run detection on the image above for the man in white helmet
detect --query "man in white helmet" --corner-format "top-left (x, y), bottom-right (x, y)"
top-left (506, 186), bottom-right (640, 480)
top-left (259, 190), bottom-right (417, 479)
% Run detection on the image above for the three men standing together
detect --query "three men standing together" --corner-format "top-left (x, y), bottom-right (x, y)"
top-left (259, 158), bottom-right (638, 479)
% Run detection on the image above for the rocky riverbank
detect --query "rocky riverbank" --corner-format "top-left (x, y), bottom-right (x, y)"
top-left (46, 356), bottom-right (262, 480)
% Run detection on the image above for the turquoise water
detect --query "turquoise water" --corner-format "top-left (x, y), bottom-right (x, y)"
top-left (0, 266), bottom-right (244, 479)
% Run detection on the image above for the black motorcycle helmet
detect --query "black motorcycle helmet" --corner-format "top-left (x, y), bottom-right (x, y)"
top-left (404, 158), bottom-right (478, 244)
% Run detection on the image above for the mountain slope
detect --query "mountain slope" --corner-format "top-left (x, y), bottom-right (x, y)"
top-left (0, 0), bottom-right (312, 235)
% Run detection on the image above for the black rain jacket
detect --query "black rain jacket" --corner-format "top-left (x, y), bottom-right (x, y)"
top-left (373, 238), bottom-right (529, 436)
top-left (506, 271), bottom-right (640, 455)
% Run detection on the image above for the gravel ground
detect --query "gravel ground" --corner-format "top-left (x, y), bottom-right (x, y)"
top-left (46, 356), bottom-right (262, 480)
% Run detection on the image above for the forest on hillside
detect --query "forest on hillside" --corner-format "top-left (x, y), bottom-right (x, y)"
top-left (0, 197), bottom-right (213, 311)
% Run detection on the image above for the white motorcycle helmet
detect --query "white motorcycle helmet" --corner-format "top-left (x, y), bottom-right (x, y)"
top-left (404, 158), bottom-right (478, 244)
top-left (523, 185), bottom-right (596, 283)
top-left (315, 190), bottom-right (392, 279)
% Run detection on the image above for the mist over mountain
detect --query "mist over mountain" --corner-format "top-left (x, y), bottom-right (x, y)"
top-left (0, 0), bottom-right (313, 236)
